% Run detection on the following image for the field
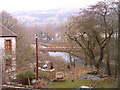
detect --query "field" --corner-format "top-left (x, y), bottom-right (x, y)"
top-left (47, 78), bottom-right (117, 88)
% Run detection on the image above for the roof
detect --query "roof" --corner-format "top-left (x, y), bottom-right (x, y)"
top-left (0, 24), bottom-right (17, 37)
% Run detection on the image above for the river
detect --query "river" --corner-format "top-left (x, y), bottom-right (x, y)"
top-left (32, 45), bottom-right (84, 65)
top-left (48, 52), bottom-right (84, 65)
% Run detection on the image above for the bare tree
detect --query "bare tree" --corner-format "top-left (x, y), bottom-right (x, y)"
top-left (0, 11), bottom-right (18, 30)
top-left (65, 1), bottom-right (117, 73)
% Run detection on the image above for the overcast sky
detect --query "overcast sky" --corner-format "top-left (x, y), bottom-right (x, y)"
top-left (0, 0), bottom-right (113, 12)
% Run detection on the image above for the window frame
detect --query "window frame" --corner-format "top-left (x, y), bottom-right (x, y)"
top-left (4, 39), bottom-right (12, 55)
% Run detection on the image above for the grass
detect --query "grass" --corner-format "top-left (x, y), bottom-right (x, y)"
top-left (47, 78), bottom-right (116, 88)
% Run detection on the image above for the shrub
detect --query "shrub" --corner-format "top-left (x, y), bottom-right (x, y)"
top-left (16, 70), bottom-right (35, 85)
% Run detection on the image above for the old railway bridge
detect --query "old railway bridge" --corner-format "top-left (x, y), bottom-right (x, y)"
top-left (32, 42), bottom-right (81, 52)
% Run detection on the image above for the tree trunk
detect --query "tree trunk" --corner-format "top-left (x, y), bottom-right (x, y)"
top-left (106, 46), bottom-right (111, 75)
top-left (84, 52), bottom-right (88, 66)
top-left (85, 49), bottom-right (95, 67)
top-left (89, 57), bottom-right (95, 67)
top-left (118, 1), bottom-right (120, 88)
top-left (69, 53), bottom-right (73, 66)
top-left (114, 31), bottom-right (118, 78)
top-left (73, 59), bottom-right (76, 67)
top-left (95, 47), bottom-right (104, 72)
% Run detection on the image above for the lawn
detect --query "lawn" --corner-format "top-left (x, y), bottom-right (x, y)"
top-left (47, 78), bottom-right (117, 88)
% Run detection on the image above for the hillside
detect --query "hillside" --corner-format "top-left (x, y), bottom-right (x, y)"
top-left (11, 8), bottom-right (79, 25)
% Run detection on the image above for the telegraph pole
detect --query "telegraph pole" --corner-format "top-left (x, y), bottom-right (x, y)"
top-left (36, 35), bottom-right (38, 81)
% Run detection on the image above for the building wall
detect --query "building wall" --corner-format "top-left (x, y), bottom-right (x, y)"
top-left (0, 38), bottom-right (4, 54)
top-left (0, 37), bottom-right (17, 71)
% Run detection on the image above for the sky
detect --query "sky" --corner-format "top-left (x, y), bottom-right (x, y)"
top-left (0, 0), bottom-right (108, 12)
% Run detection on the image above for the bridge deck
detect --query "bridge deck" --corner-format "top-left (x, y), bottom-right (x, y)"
top-left (39, 47), bottom-right (81, 52)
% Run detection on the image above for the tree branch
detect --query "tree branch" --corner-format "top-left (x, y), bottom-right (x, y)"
top-left (102, 30), bottom-right (113, 48)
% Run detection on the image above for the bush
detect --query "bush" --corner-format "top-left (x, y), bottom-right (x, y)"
top-left (16, 70), bottom-right (35, 85)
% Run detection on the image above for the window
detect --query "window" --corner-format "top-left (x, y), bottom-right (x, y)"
top-left (5, 40), bottom-right (12, 55)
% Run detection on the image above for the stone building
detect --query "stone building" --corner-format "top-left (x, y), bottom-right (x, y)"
top-left (0, 24), bottom-right (17, 72)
